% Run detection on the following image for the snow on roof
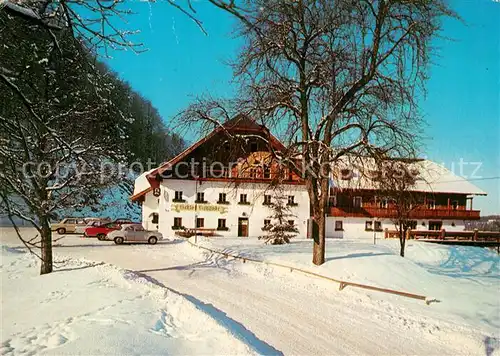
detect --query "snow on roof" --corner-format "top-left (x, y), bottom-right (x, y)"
top-left (133, 168), bottom-right (156, 196)
top-left (413, 160), bottom-right (486, 195)
top-left (332, 158), bottom-right (486, 196)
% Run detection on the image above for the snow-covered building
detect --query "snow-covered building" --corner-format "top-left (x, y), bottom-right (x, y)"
top-left (132, 117), bottom-right (486, 240)
top-left (325, 158), bottom-right (486, 239)
top-left (131, 116), bottom-right (309, 238)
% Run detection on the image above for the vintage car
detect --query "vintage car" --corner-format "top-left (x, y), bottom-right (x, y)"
top-left (51, 218), bottom-right (88, 234)
top-left (106, 224), bottom-right (163, 245)
top-left (84, 222), bottom-right (121, 239)
top-left (76, 218), bottom-right (111, 234)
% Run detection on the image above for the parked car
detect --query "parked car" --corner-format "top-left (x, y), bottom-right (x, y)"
top-left (76, 218), bottom-right (111, 234)
top-left (84, 222), bottom-right (121, 239)
top-left (114, 218), bottom-right (134, 224)
top-left (51, 218), bottom-right (88, 234)
top-left (106, 224), bottom-right (163, 245)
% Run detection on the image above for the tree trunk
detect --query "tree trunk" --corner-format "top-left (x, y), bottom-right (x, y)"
top-left (399, 225), bottom-right (406, 257)
top-left (40, 216), bottom-right (53, 275)
top-left (311, 178), bottom-right (329, 265)
top-left (312, 213), bottom-right (326, 265)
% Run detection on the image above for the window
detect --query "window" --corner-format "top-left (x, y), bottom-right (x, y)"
top-left (66, 219), bottom-right (76, 224)
top-left (174, 191), bottom-right (184, 202)
top-left (287, 195), bottom-right (297, 206)
top-left (151, 213), bottom-right (159, 224)
top-left (451, 200), bottom-right (458, 210)
top-left (196, 192), bottom-right (205, 203)
top-left (353, 196), bottom-right (362, 208)
top-left (218, 193), bottom-right (227, 203)
top-left (173, 217), bottom-right (182, 227)
top-left (365, 221), bottom-right (373, 231)
top-left (196, 218), bottom-right (204, 228)
top-left (288, 220), bottom-right (294, 226)
top-left (340, 169), bottom-right (352, 180)
top-left (217, 219), bottom-right (227, 230)
top-left (264, 219), bottom-right (271, 226)
top-left (427, 199), bottom-right (436, 210)
top-left (250, 141), bottom-right (258, 152)
top-left (374, 221), bottom-right (382, 231)
top-left (335, 221), bottom-right (343, 231)
top-left (263, 195), bottom-right (272, 205)
top-left (239, 194), bottom-right (249, 204)
top-left (134, 225), bottom-right (145, 231)
top-left (328, 195), bottom-right (337, 207)
top-left (379, 198), bottom-right (388, 209)
top-left (263, 166), bottom-right (271, 179)
top-left (409, 220), bottom-right (418, 230)
top-left (429, 221), bottom-right (442, 231)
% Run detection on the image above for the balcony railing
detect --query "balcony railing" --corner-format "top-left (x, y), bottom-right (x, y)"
top-left (328, 206), bottom-right (481, 220)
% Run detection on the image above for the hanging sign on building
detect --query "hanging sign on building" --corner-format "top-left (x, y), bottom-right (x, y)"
top-left (171, 203), bottom-right (228, 215)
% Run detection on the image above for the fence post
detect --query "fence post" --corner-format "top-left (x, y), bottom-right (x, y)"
top-left (384, 228), bottom-right (388, 239)
top-left (473, 229), bottom-right (478, 241)
top-left (440, 229), bottom-right (446, 240)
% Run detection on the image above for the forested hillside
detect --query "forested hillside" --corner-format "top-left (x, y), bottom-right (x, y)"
top-left (0, 3), bottom-right (184, 230)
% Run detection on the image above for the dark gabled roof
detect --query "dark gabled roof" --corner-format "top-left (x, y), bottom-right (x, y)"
top-left (131, 116), bottom-right (287, 201)
top-left (222, 114), bottom-right (263, 130)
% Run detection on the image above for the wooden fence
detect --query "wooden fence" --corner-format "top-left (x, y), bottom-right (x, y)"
top-left (384, 229), bottom-right (500, 242)
top-left (187, 238), bottom-right (434, 304)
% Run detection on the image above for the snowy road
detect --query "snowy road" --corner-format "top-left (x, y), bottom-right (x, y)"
top-left (1, 229), bottom-right (493, 355)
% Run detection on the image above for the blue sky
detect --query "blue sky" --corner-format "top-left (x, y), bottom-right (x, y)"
top-left (104, 0), bottom-right (500, 215)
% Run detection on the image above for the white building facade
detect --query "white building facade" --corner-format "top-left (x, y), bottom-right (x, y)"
top-left (132, 117), bottom-right (485, 241)
top-left (140, 179), bottom-right (309, 239)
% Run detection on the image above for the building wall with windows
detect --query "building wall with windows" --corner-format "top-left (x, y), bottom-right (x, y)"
top-left (149, 179), bottom-right (309, 239)
top-left (325, 217), bottom-right (466, 239)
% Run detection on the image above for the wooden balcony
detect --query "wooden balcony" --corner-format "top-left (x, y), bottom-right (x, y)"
top-left (328, 206), bottom-right (481, 220)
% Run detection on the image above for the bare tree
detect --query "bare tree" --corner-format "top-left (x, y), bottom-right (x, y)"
top-left (0, 3), bottom-right (129, 274)
top-left (176, 0), bottom-right (456, 264)
top-left (376, 160), bottom-right (423, 257)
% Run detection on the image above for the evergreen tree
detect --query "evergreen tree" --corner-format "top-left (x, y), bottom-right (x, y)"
top-left (259, 196), bottom-right (298, 245)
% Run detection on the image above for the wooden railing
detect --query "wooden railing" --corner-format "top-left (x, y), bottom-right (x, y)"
top-left (385, 229), bottom-right (500, 241)
top-left (328, 206), bottom-right (481, 220)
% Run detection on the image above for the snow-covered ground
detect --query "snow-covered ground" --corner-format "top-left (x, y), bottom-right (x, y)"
top-left (1, 244), bottom-right (253, 355)
top-left (192, 236), bottom-right (500, 335)
top-left (1, 228), bottom-right (499, 355)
